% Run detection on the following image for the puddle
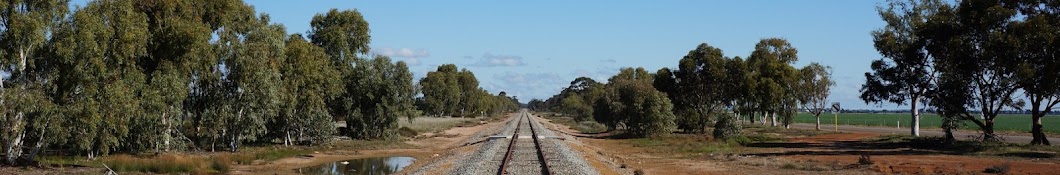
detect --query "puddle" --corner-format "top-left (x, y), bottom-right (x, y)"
top-left (296, 156), bottom-right (415, 175)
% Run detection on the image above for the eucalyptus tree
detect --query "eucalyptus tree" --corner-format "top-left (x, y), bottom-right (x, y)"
top-left (0, 0), bottom-right (68, 164)
top-left (131, 0), bottom-right (228, 153)
top-left (345, 55), bottom-right (415, 139)
top-left (49, 0), bottom-right (150, 158)
top-left (658, 43), bottom-right (728, 133)
top-left (861, 0), bottom-right (946, 136)
top-left (276, 34), bottom-right (342, 145)
top-left (308, 8), bottom-right (369, 126)
top-left (725, 56), bottom-right (754, 123)
top-left (1010, 1), bottom-right (1060, 145)
top-left (456, 69), bottom-right (482, 116)
top-left (798, 63), bottom-right (834, 131)
top-left (217, 13), bottom-right (288, 151)
top-left (925, 0), bottom-right (1023, 142)
top-left (748, 38), bottom-right (799, 128)
top-left (605, 67), bottom-right (674, 138)
top-left (419, 64), bottom-right (463, 116)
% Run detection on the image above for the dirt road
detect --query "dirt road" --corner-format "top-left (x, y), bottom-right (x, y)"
top-left (787, 123), bottom-right (1059, 144)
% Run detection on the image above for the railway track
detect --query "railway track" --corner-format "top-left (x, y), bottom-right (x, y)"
top-left (438, 110), bottom-right (597, 175)
top-left (498, 112), bottom-right (552, 175)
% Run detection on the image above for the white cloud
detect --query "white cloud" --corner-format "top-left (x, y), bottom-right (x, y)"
top-left (471, 53), bottom-right (527, 67)
top-left (373, 47), bottom-right (430, 58)
top-left (489, 72), bottom-right (567, 101)
top-left (373, 47), bottom-right (430, 66)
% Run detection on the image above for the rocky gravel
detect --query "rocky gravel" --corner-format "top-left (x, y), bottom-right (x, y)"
top-left (410, 110), bottom-right (599, 175)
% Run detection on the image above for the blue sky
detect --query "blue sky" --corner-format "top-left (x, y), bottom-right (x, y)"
top-left (71, 0), bottom-right (899, 109)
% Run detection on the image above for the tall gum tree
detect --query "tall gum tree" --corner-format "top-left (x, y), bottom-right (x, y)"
top-left (0, 0), bottom-right (68, 164)
top-left (927, 0), bottom-right (1022, 142)
top-left (861, 0), bottom-right (946, 137)
top-left (798, 63), bottom-right (834, 131)
top-left (1010, 1), bottom-right (1060, 145)
top-left (748, 38), bottom-right (799, 128)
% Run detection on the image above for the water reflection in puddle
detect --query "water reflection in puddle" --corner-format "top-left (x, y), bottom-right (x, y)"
top-left (296, 156), bottom-right (415, 175)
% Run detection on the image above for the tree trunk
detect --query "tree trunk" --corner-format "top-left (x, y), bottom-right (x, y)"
top-left (814, 114), bottom-right (821, 131)
top-left (5, 112), bottom-right (25, 165)
top-left (760, 112), bottom-right (767, 125)
top-left (748, 112), bottom-right (755, 124)
top-left (770, 112), bottom-right (777, 127)
top-left (983, 119), bottom-right (998, 142)
top-left (163, 110), bottom-right (171, 152)
top-left (910, 98), bottom-right (921, 137)
top-left (1031, 113), bottom-right (1050, 145)
top-left (17, 48), bottom-right (26, 73)
top-left (25, 120), bottom-right (50, 164)
top-left (1030, 101), bottom-right (1051, 145)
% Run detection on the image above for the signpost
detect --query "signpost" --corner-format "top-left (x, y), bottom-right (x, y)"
top-left (831, 102), bottom-right (841, 132)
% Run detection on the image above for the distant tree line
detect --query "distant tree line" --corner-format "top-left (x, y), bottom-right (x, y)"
top-left (535, 38), bottom-right (833, 139)
top-left (417, 64), bottom-right (521, 118)
top-left (860, 0), bottom-right (1059, 145)
top-left (0, 0), bottom-right (420, 165)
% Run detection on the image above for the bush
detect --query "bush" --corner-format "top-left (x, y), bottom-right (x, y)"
top-left (105, 154), bottom-right (228, 174)
top-left (634, 169), bottom-right (645, 175)
top-left (397, 127), bottom-right (418, 138)
top-left (726, 136), bottom-right (753, 146)
top-left (858, 154), bottom-right (874, 165)
top-left (984, 163), bottom-right (1010, 174)
top-left (713, 114), bottom-right (741, 139)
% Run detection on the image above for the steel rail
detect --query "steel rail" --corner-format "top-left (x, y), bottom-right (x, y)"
top-left (498, 114), bottom-right (522, 175)
top-left (527, 113), bottom-right (553, 175)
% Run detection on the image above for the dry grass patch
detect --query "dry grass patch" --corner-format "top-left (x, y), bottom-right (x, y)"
top-left (104, 154), bottom-right (227, 174)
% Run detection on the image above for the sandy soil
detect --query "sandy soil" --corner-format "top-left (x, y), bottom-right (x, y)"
top-left (231, 116), bottom-right (510, 175)
top-left (543, 118), bottom-right (1060, 175)
top-left (777, 132), bottom-right (1060, 175)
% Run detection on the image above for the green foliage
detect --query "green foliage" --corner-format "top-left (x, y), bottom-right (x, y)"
top-left (419, 64), bottom-right (518, 118)
top-left (748, 38), bottom-right (801, 127)
top-left (713, 114), bottom-right (741, 140)
top-left (797, 63), bottom-right (834, 130)
top-left (606, 67), bottom-right (676, 138)
top-left (274, 35), bottom-right (342, 145)
top-left (341, 56), bottom-right (415, 139)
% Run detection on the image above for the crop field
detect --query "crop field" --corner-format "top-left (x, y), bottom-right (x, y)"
top-left (792, 113), bottom-right (1060, 134)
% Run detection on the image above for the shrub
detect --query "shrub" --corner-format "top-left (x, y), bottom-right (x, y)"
top-left (397, 127), bottom-right (419, 138)
top-left (634, 169), bottom-right (645, 175)
top-left (858, 154), bottom-right (874, 165)
top-left (713, 114), bottom-right (742, 140)
top-left (726, 136), bottom-right (753, 146)
top-left (984, 163), bottom-right (1010, 174)
top-left (105, 155), bottom-right (199, 174)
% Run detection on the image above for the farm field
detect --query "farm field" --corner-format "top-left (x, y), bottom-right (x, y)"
top-left (792, 113), bottom-right (1060, 134)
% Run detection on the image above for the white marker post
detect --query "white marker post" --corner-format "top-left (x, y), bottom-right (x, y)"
top-left (831, 103), bottom-right (841, 132)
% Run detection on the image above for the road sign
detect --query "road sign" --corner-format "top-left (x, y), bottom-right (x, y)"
top-left (831, 102), bottom-right (840, 132)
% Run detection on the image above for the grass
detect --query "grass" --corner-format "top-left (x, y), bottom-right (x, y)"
top-left (536, 112), bottom-right (608, 133)
top-left (398, 117), bottom-right (478, 133)
top-left (104, 154), bottom-right (227, 174)
top-left (793, 113), bottom-right (1060, 134)
top-left (864, 134), bottom-right (1060, 158)
top-left (227, 147), bottom-right (313, 164)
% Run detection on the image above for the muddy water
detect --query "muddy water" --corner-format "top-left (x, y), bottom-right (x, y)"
top-left (296, 156), bottom-right (415, 175)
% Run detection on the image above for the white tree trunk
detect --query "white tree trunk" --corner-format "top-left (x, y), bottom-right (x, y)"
top-left (815, 115), bottom-right (821, 131)
top-left (17, 48), bottom-right (26, 73)
top-left (5, 112), bottom-right (25, 164)
top-left (163, 110), bottom-right (171, 152)
top-left (284, 131), bottom-right (291, 147)
top-left (770, 112), bottom-right (777, 127)
top-left (911, 98), bottom-right (921, 137)
top-left (26, 120), bottom-right (50, 163)
top-left (760, 112), bottom-right (767, 125)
